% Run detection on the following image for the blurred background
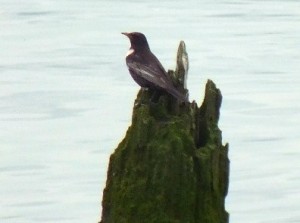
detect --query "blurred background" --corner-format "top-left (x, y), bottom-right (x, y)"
top-left (1, 0), bottom-right (299, 222)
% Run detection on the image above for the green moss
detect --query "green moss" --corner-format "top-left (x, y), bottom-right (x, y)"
top-left (101, 81), bottom-right (229, 223)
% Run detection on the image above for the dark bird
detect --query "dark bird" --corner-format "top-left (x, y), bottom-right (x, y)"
top-left (122, 32), bottom-right (188, 102)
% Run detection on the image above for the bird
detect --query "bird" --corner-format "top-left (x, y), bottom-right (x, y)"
top-left (122, 32), bottom-right (188, 102)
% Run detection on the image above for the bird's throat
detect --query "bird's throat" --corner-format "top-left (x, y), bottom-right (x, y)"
top-left (126, 48), bottom-right (135, 57)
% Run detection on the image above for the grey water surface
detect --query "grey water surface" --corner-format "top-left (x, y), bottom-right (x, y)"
top-left (1, 0), bottom-right (300, 222)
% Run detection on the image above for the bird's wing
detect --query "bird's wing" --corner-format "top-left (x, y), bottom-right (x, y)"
top-left (126, 51), bottom-right (189, 102)
top-left (126, 58), bottom-right (171, 90)
top-left (127, 60), bottom-right (188, 102)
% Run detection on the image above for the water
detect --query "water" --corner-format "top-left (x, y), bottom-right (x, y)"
top-left (1, 0), bottom-right (299, 222)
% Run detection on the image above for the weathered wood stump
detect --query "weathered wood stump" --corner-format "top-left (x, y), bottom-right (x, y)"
top-left (100, 42), bottom-right (229, 223)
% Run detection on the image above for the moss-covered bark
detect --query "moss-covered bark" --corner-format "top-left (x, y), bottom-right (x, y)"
top-left (100, 79), bottom-right (229, 223)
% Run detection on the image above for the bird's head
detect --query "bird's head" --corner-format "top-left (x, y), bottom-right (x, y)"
top-left (122, 32), bottom-right (150, 51)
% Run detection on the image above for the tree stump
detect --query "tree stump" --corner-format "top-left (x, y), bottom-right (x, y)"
top-left (100, 42), bottom-right (229, 223)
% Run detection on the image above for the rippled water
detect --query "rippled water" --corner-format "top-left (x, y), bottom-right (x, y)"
top-left (1, 0), bottom-right (300, 222)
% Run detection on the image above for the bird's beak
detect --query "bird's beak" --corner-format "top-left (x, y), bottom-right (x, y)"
top-left (121, 32), bottom-right (130, 37)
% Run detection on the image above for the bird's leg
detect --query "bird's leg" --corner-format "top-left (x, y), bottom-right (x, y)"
top-left (150, 89), bottom-right (163, 103)
top-left (135, 88), bottom-right (149, 106)
top-left (136, 88), bottom-right (163, 106)
top-left (135, 88), bottom-right (158, 106)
